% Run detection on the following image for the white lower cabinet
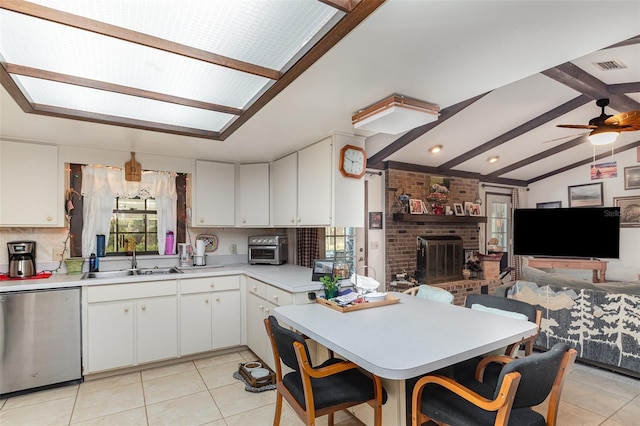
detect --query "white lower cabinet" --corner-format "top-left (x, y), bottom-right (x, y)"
top-left (85, 280), bottom-right (178, 374)
top-left (245, 277), bottom-right (296, 370)
top-left (179, 276), bottom-right (241, 356)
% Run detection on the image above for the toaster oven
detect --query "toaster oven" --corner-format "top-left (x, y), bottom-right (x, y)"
top-left (248, 236), bottom-right (288, 265)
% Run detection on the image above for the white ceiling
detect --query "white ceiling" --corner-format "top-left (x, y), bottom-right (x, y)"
top-left (1, 0), bottom-right (639, 185)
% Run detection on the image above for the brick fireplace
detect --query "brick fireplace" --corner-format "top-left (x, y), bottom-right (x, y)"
top-left (385, 167), bottom-right (482, 286)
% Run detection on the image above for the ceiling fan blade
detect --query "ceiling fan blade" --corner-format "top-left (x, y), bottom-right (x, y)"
top-left (556, 124), bottom-right (597, 129)
top-left (604, 110), bottom-right (640, 130)
top-left (542, 132), bottom-right (588, 143)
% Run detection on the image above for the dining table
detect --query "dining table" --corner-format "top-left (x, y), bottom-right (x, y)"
top-left (274, 292), bottom-right (538, 425)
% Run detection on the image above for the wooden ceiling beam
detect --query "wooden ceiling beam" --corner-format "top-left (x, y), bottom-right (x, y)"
top-left (5, 63), bottom-right (243, 115)
top-left (319, 0), bottom-right (361, 13)
top-left (437, 95), bottom-right (592, 171)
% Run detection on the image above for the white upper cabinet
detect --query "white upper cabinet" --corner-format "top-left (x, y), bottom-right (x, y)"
top-left (272, 152), bottom-right (298, 226)
top-left (238, 163), bottom-right (269, 226)
top-left (193, 160), bottom-right (235, 227)
top-left (298, 138), bottom-right (333, 226)
top-left (0, 141), bottom-right (63, 227)
top-left (272, 134), bottom-right (365, 227)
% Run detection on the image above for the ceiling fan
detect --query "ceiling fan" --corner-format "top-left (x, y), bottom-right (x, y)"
top-left (556, 98), bottom-right (640, 145)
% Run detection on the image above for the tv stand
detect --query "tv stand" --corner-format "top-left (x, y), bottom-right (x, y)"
top-left (528, 258), bottom-right (608, 283)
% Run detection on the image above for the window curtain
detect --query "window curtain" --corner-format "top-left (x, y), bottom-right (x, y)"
top-left (81, 165), bottom-right (177, 257)
top-left (511, 188), bottom-right (522, 281)
top-left (296, 228), bottom-right (319, 268)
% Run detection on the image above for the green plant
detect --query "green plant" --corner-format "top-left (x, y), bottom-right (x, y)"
top-left (319, 275), bottom-right (340, 294)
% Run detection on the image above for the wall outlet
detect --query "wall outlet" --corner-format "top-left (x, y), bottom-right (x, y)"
top-left (370, 241), bottom-right (379, 250)
top-left (230, 243), bottom-right (237, 254)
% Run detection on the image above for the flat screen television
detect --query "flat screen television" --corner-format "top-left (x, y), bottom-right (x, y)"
top-left (513, 207), bottom-right (620, 259)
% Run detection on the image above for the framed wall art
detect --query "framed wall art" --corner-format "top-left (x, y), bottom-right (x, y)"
top-left (624, 165), bottom-right (640, 190)
top-left (369, 211), bottom-right (383, 229)
top-left (453, 203), bottom-right (464, 216)
top-left (614, 196), bottom-right (640, 227)
top-left (568, 182), bottom-right (603, 207)
top-left (409, 199), bottom-right (423, 214)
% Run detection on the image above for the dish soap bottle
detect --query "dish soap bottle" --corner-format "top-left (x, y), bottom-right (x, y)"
top-left (89, 253), bottom-right (99, 272)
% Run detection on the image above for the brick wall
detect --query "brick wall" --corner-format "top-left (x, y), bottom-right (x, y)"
top-left (385, 168), bottom-right (482, 286)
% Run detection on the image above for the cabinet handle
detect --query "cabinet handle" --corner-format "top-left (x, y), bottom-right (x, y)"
top-left (210, 283), bottom-right (214, 288)
top-left (264, 308), bottom-right (270, 313)
top-left (273, 295), bottom-right (279, 301)
top-left (124, 306), bottom-right (129, 313)
top-left (290, 218), bottom-right (295, 223)
top-left (259, 305), bottom-right (264, 311)
top-left (199, 218), bottom-right (204, 223)
top-left (216, 297), bottom-right (220, 302)
top-left (252, 286), bottom-right (257, 291)
top-left (205, 298), bottom-right (209, 303)
top-left (47, 216), bottom-right (52, 222)
top-left (242, 218), bottom-right (246, 223)
top-left (141, 305), bottom-right (146, 311)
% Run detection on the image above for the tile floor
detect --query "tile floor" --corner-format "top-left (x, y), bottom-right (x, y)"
top-left (0, 349), bottom-right (639, 425)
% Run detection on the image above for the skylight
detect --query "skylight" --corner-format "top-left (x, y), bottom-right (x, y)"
top-left (0, 1), bottom-right (383, 140)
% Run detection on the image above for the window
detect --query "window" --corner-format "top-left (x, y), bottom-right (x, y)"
top-left (109, 198), bottom-right (158, 255)
top-left (324, 227), bottom-right (355, 278)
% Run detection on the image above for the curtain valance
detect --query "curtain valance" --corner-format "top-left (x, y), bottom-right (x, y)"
top-left (81, 165), bottom-right (177, 200)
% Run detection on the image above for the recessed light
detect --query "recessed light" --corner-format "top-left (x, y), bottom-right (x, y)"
top-left (429, 145), bottom-right (443, 154)
top-left (487, 156), bottom-right (499, 163)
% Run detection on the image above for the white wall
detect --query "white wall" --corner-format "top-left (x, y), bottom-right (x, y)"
top-left (365, 170), bottom-right (386, 285)
top-left (526, 149), bottom-right (640, 281)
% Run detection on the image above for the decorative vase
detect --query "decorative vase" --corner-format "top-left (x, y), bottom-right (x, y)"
top-left (462, 268), bottom-right (471, 280)
top-left (433, 205), bottom-right (444, 215)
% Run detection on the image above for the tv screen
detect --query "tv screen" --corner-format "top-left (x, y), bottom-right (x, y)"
top-left (513, 207), bottom-right (620, 259)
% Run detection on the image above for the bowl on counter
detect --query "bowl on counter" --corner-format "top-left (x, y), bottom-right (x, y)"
top-left (364, 292), bottom-right (387, 302)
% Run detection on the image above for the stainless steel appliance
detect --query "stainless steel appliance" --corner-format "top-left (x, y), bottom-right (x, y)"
top-left (8, 240), bottom-right (37, 278)
top-left (248, 235), bottom-right (288, 265)
top-left (0, 288), bottom-right (82, 396)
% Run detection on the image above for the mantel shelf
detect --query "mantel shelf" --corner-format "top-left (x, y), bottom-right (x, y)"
top-left (392, 213), bottom-right (487, 224)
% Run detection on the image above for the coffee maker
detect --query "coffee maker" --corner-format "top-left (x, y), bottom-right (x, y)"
top-left (8, 240), bottom-right (37, 278)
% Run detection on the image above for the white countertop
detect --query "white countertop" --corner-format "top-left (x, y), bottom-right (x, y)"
top-left (0, 263), bottom-right (327, 294)
top-left (274, 292), bottom-right (538, 380)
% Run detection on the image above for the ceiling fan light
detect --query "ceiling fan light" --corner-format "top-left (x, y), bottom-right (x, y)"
top-left (588, 130), bottom-right (619, 145)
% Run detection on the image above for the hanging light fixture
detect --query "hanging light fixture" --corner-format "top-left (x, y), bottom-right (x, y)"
top-left (588, 127), bottom-right (619, 145)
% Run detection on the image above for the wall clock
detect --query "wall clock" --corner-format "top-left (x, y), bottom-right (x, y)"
top-left (339, 145), bottom-right (366, 179)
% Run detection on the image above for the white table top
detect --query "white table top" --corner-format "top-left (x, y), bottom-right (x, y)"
top-left (274, 292), bottom-right (538, 380)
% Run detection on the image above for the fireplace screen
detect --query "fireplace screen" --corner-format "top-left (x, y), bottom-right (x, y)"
top-left (416, 236), bottom-right (463, 283)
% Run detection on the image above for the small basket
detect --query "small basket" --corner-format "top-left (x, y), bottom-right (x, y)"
top-left (64, 258), bottom-right (84, 275)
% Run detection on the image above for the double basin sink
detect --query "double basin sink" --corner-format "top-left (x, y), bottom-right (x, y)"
top-left (82, 266), bottom-right (182, 280)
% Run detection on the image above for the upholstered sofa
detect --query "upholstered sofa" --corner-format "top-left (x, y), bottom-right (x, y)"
top-left (508, 266), bottom-right (640, 378)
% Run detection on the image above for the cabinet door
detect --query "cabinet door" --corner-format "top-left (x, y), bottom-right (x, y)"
top-left (246, 291), bottom-right (269, 363)
top-left (272, 152), bottom-right (298, 226)
top-left (137, 296), bottom-right (178, 364)
top-left (193, 160), bottom-right (235, 226)
top-left (87, 301), bottom-right (134, 373)
top-left (180, 293), bottom-right (212, 356)
top-left (298, 138), bottom-right (332, 226)
top-left (212, 290), bottom-right (241, 349)
top-left (0, 141), bottom-right (62, 226)
top-left (238, 163), bottom-right (270, 226)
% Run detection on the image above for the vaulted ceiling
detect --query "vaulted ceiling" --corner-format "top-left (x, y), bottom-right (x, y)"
top-left (1, 1), bottom-right (639, 186)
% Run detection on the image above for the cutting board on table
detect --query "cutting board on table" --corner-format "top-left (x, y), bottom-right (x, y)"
top-left (125, 152), bottom-right (141, 182)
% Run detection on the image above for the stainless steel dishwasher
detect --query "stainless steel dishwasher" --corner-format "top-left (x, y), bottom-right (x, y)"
top-left (0, 287), bottom-right (82, 396)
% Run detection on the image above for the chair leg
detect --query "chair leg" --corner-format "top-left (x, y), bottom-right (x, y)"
top-left (273, 391), bottom-right (283, 426)
top-left (328, 412), bottom-right (334, 426)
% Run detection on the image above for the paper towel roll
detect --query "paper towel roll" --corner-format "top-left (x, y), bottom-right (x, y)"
top-left (196, 239), bottom-right (206, 256)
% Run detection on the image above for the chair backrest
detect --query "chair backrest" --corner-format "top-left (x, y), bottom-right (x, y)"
top-left (494, 342), bottom-right (571, 408)
top-left (465, 293), bottom-right (538, 323)
top-left (266, 315), bottom-right (312, 371)
top-left (403, 285), bottom-right (454, 304)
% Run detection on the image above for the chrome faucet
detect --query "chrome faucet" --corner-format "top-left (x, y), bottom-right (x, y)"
top-left (131, 249), bottom-right (137, 269)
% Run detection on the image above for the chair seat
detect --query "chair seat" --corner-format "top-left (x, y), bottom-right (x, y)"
top-left (421, 381), bottom-right (546, 426)
top-left (283, 358), bottom-right (388, 411)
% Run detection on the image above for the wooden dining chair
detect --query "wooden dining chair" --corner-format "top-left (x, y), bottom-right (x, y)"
top-left (411, 342), bottom-right (577, 426)
top-left (402, 284), bottom-right (454, 304)
top-left (264, 315), bottom-right (386, 426)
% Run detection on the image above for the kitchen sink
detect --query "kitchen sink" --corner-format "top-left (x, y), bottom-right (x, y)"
top-left (82, 269), bottom-right (137, 279)
top-left (82, 266), bottom-right (182, 279)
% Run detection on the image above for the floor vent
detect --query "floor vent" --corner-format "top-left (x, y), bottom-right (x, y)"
top-left (592, 60), bottom-right (627, 71)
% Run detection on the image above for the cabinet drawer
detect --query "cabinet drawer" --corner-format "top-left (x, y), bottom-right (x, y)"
top-left (181, 276), bottom-right (240, 294)
top-left (266, 285), bottom-right (293, 307)
top-left (88, 280), bottom-right (177, 303)
top-left (246, 277), bottom-right (267, 299)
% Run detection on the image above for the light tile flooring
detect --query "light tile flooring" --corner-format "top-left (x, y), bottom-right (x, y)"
top-left (1, 349), bottom-right (639, 425)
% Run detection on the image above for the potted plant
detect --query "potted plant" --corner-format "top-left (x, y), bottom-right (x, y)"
top-left (319, 275), bottom-right (340, 299)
